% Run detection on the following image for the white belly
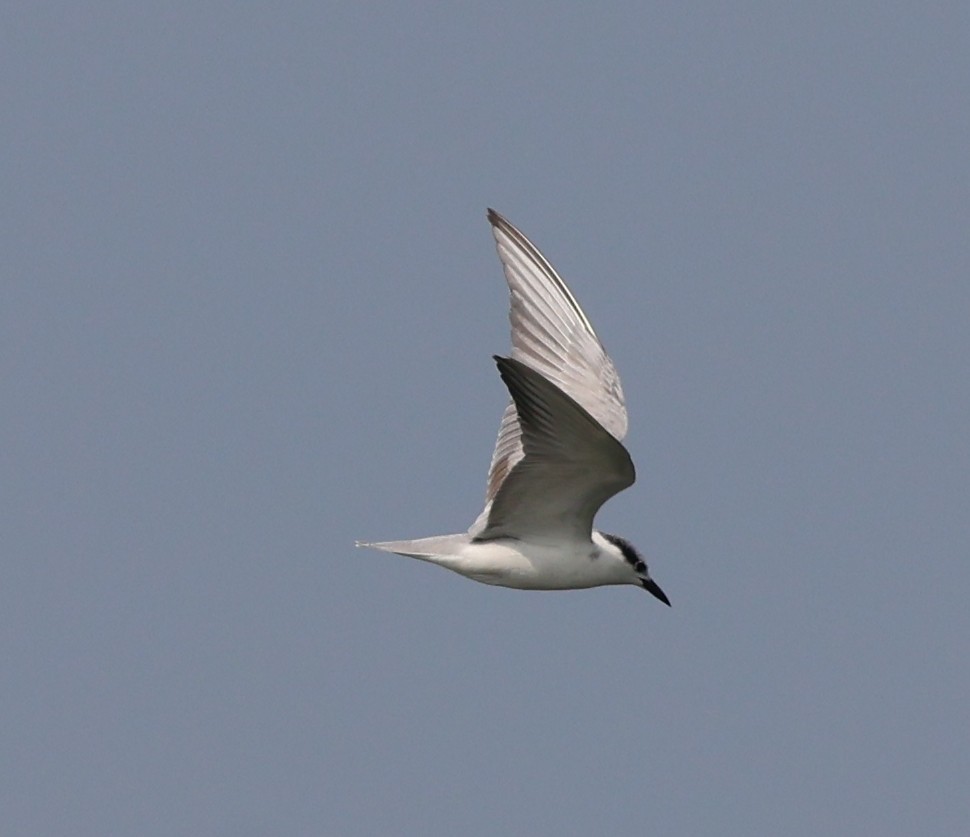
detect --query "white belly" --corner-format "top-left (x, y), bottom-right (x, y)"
top-left (447, 538), bottom-right (629, 590)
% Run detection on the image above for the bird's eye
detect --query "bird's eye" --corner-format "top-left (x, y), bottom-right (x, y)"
top-left (634, 560), bottom-right (646, 574)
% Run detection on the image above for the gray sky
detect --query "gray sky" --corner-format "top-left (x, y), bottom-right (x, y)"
top-left (4, 3), bottom-right (969, 835)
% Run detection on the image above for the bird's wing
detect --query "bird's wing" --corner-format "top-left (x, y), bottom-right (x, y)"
top-left (470, 209), bottom-right (628, 535)
top-left (474, 356), bottom-right (634, 543)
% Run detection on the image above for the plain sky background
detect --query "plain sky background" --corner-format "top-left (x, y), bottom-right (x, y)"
top-left (3, 3), bottom-right (968, 835)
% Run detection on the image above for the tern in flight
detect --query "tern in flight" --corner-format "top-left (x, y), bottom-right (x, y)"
top-left (357, 210), bottom-right (669, 605)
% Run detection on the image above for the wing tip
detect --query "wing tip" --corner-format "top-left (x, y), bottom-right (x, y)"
top-left (493, 356), bottom-right (548, 426)
top-left (486, 207), bottom-right (512, 235)
top-left (492, 354), bottom-right (516, 380)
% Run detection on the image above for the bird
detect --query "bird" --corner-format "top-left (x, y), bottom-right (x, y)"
top-left (356, 209), bottom-right (669, 605)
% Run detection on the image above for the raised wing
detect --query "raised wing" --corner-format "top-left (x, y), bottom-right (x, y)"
top-left (474, 357), bottom-right (634, 543)
top-left (470, 210), bottom-right (629, 535)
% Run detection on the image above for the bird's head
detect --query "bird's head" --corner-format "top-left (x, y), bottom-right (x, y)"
top-left (598, 531), bottom-right (670, 606)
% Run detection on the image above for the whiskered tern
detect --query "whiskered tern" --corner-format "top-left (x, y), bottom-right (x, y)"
top-left (357, 210), bottom-right (669, 605)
